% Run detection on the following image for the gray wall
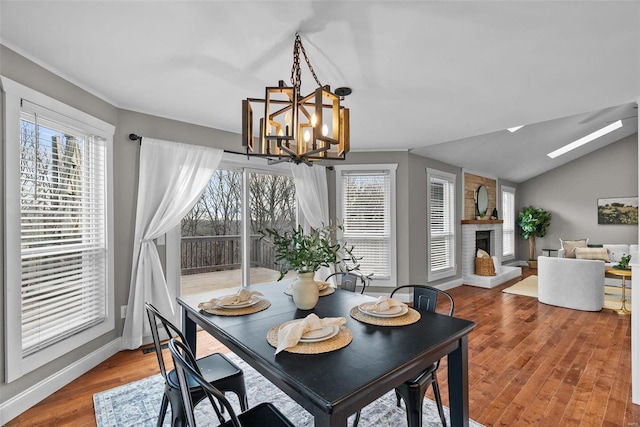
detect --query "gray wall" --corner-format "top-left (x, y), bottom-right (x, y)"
top-left (407, 153), bottom-right (464, 285)
top-left (516, 133), bottom-right (639, 259)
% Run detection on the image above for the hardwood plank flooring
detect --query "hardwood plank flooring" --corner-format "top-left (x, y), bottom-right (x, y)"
top-left (6, 269), bottom-right (640, 426)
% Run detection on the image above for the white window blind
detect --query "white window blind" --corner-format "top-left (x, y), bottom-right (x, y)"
top-left (340, 170), bottom-right (391, 279)
top-left (19, 104), bottom-right (108, 357)
top-left (428, 169), bottom-right (456, 281)
top-left (502, 186), bottom-right (516, 259)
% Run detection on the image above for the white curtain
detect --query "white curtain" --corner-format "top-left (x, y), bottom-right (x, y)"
top-left (122, 138), bottom-right (223, 349)
top-left (290, 164), bottom-right (331, 281)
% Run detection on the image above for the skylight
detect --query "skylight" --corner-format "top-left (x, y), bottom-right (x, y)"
top-left (507, 125), bottom-right (524, 133)
top-left (547, 120), bottom-right (623, 159)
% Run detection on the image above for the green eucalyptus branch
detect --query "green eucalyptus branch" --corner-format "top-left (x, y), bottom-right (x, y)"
top-left (260, 224), bottom-right (362, 280)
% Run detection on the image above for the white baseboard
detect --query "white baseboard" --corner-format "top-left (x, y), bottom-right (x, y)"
top-left (0, 337), bottom-right (122, 425)
top-left (433, 278), bottom-right (465, 291)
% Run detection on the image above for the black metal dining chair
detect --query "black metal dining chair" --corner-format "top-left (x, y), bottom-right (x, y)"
top-left (168, 338), bottom-right (296, 427)
top-left (325, 271), bottom-right (369, 294)
top-left (390, 285), bottom-right (455, 427)
top-left (145, 302), bottom-right (248, 427)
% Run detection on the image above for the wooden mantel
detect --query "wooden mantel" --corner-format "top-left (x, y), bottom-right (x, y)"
top-left (461, 219), bottom-right (504, 225)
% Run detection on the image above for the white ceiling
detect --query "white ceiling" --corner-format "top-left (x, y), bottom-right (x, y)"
top-left (1, 1), bottom-right (638, 182)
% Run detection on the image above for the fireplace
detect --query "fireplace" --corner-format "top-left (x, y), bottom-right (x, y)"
top-left (476, 230), bottom-right (491, 255)
top-left (461, 220), bottom-right (522, 288)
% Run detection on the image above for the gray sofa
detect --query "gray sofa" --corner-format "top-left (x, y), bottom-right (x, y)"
top-left (557, 243), bottom-right (638, 287)
top-left (538, 256), bottom-right (605, 311)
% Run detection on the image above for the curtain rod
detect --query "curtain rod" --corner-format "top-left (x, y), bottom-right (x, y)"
top-left (127, 133), bottom-right (332, 169)
top-left (128, 133), bottom-right (242, 156)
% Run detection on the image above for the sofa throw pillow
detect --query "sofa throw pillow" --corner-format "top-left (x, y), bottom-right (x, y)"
top-left (575, 247), bottom-right (610, 262)
top-left (560, 238), bottom-right (588, 258)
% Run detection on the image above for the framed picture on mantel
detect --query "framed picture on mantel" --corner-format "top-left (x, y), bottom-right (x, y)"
top-left (597, 197), bottom-right (638, 225)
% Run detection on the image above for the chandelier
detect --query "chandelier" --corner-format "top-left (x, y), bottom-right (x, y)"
top-left (242, 33), bottom-right (351, 165)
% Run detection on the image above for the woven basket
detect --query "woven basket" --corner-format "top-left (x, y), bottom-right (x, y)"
top-left (475, 257), bottom-right (496, 276)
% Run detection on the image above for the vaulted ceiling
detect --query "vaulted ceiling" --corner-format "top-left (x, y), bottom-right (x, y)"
top-left (1, 1), bottom-right (638, 182)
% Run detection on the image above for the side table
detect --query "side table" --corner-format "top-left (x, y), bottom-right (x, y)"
top-left (605, 267), bottom-right (632, 315)
top-left (541, 248), bottom-right (559, 257)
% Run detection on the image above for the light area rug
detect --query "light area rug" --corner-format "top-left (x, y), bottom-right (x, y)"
top-left (94, 353), bottom-right (484, 427)
top-left (502, 275), bottom-right (630, 311)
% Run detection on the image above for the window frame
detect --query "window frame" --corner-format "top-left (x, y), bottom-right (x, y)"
top-left (334, 164), bottom-right (397, 288)
top-left (427, 168), bottom-right (457, 282)
top-left (501, 185), bottom-right (516, 261)
top-left (2, 76), bottom-right (115, 382)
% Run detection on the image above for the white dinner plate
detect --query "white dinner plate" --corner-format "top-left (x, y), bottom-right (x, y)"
top-left (358, 303), bottom-right (409, 318)
top-left (218, 297), bottom-right (261, 309)
top-left (300, 325), bottom-right (340, 342)
top-left (279, 321), bottom-right (340, 343)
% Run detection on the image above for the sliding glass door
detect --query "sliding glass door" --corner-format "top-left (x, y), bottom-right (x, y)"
top-left (178, 160), bottom-right (296, 296)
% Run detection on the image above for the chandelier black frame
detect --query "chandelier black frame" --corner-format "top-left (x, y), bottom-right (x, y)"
top-left (242, 33), bottom-right (350, 165)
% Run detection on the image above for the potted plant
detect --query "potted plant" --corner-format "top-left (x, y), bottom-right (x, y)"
top-left (613, 254), bottom-right (632, 270)
top-left (517, 206), bottom-right (552, 269)
top-left (261, 224), bottom-right (360, 309)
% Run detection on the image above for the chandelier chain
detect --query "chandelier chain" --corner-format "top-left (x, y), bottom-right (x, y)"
top-left (290, 33), bottom-right (323, 90)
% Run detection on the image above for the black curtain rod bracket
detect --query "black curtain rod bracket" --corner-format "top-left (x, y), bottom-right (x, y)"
top-left (129, 133), bottom-right (142, 144)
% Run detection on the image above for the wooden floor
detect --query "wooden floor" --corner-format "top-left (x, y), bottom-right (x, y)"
top-left (6, 268), bottom-right (639, 426)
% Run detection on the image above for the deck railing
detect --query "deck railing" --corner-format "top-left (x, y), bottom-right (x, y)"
top-left (181, 235), bottom-right (278, 275)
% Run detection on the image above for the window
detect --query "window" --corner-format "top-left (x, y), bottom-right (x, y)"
top-left (3, 77), bottom-right (114, 381)
top-left (427, 168), bottom-right (456, 281)
top-left (502, 186), bottom-right (516, 260)
top-left (335, 164), bottom-right (397, 287)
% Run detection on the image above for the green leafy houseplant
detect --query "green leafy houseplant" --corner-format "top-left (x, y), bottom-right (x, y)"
top-left (261, 224), bottom-right (360, 280)
top-left (517, 206), bottom-right (552, 262)
top-left (614, 254), bottom-right (632, 270)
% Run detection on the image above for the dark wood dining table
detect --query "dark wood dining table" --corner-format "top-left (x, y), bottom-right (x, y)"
top-left (177, 281), bottom-right (476, 427)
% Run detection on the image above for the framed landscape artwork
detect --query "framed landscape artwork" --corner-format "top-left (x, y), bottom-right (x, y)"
top-left (597, 197), bottom-right (639, 225)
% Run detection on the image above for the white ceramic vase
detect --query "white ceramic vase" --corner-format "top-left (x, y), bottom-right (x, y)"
top-left (292, 272), bottom-right (319, 310)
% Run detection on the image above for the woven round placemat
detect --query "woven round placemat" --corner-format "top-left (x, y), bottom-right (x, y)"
top-left (283, 286), bottom-right (335, 297)
top-left (266, 324), bottom-right (352, 354)
top-left (199, 298), bottom-right (271, 316)
top-left (349, 306), bottom-right (421, 326)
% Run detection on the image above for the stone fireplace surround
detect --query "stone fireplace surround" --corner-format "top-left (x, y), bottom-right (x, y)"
top-left (462, 220), bottom-right (522, 288)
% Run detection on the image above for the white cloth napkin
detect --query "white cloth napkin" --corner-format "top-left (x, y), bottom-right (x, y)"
top-left (198, 288), bottom-right (263, 310)
top-left (316, 280), bottom-right (329, 290)
top-left (275, 313), bottom-right (346, 354)
top-left (491, 256), bottom-right (501, 274)
top-left (364, 296), bottom-right (406, 313)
